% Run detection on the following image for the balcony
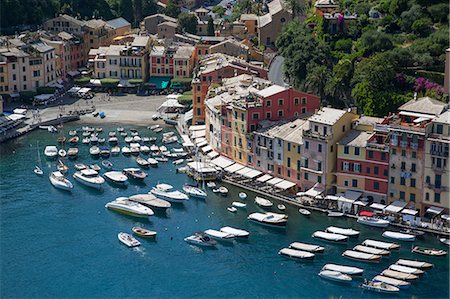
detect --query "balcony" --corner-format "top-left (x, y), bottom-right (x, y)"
top-left (374, 124), bottom-right (389, 133)
top-left (366, 142), bottom-right (389, 152)
top-left (400, 140), bottom-right (408, 148)
top-left (410, 142), bottom-right (418, 150)
top-left (431, 163), bottom-right (446, 172)
top-left (303, 129), bottom-right (332, 140)
top-left (389, 123), bottom-right (426, 134)
top-left (120, 63), bottom-right (142, 67)
top-left (426, 183), bottom-right (449, 192)
top-left (430, 150), bottom-right (449, 157)
top-left (390, 139), bottom-right (398, 146)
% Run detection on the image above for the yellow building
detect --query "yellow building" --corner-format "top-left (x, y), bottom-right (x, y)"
top-left (281, 119), bottom-right (308, 185)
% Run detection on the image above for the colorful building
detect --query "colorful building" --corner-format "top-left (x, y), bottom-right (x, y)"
top-left (149, 44), bottom-right (195, 79)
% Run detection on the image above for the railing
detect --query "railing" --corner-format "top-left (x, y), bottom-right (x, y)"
top-left (366, 142), bottom-right (389, 151)
top-left (389, 123), bottom-right (426, 133)
top-left (430, 150), bottom-right (449, 157)
top-left (400, 140), bottom-right (408, 148)
top-left (411, 142), bottom-right (418, 150)
top-left (374, 124), bottom-right (389, 133)
top-left (303, 129), bottom-right (332, 140)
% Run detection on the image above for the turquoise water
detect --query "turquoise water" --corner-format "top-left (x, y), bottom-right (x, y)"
top-left (1, 123), bottom-right (449, 298)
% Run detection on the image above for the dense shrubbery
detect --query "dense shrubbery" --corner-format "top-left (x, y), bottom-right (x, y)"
top-left (276, 0), bottom-right (449, 116)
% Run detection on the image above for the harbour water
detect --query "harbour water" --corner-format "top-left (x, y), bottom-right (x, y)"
top-left (1, 124), bottom-right (449, 298)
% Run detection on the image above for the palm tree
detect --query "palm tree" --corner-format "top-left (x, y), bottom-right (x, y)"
top-left (304, 64), bottom-right (330, 100)
top-left (285, 0), bottom-right (306, 18)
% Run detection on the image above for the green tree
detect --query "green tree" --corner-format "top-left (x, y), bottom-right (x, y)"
top-left (120, 0), bottom-right (134, 24)
top-left (357, 30), bottom-right (393, 56)
top-left (411, 18), bottom-right (432, 37)
top-left (285, 0), bottom-right (305, 18)
top-left (178, 12), bottom-right (197, 34)
top-left (400, 4), bottom-right (423, 32)
top-left (427, 3), bottom-right (449, 24)
top-left (212, 5), bottom-right (226, 17)
top-left (325, 59), bottom-right (353, 105)
top-left (207, 17), bottom-right (215, 36)
top-left (304, 63), bottom-right (330, 100)
top-left (164, 0), bottom-right (180, 18)
top-left (133, 0), bottom-right (143, 26)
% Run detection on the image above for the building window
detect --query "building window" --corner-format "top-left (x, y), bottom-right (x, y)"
top-left (390, 176), bottom-right (395, 184)
top-left (304, 158), bottom-right (309, 168)
top-left (434, 192), bottom-right (441, 203)
top-left (287, 143), bottom-right (291, 152)
top-left (410, 193), bottom-right (416, 202)
top-left (318, 161), bottom-right (322, 171)
top-left (400, 177), bottom-right (405, 185)
top-left (392, 148), bottom-right (396, 155)
top-left (366, 167), bottom-right (371, 174)
top-left (381, 152), bottom-right (386, 160)
top-left (411, 163), bottom-right (416, 172)
top-left (410, 178), bottom-right (416, 187)
top-left (343, 162), bottom-right (350, 171)
top-left (354, 147), bottom-right (360, 155)
top-left (342, 125), bottom-right (345, 132)
top-left (266, 112), bottom-right (271, 119)
top-left (344, 146), bottom-right (349, 154)
top-left (425, 193), bottom-right (429, 201)
top-left (317, 176), bottom-right (322, 183)
top-left (401, 150), bottom-right (406, 157)
top-left (318, 144), bottom-right (322, 152)
top-left (399, 191), bottom-right (405, 200)
top-left (304, 173), bottom-right (308, 180)
top-left (412, 151), bottom-right (416, 159)
top-left (252, 113), bottom-right (259, 120)
top-left (197, 97), bottom-right (201, 103)
top-left (330, 145), bottom-right (333, 152)
top-left (287, 157), bottom-right (291, 167)
top-left (368, 150), bottom-right (373, 158)
top-left (354, 163), bottom-right (361, 173)
top-left (287, 170), bottom-right (290, 177)
top-left (401, 162), bottom-right (406, 170)
top-left (278, 110), bottom-right (283, 117)
top-left (278, 99), bottom-right (283, 106)
top-left (266, 100), bottom-right (271, 107)
top-left (301, 107), bottom-right (306, 114)
top-left (344, 180), bottom-right (348, 187)
top-left (352, 179), bottom-right (357, 187)
top-left (294, 98), bottom-right (299, 105)
top-left (374, 166), bottom-right (379, 175)
top-left (301, 97), bottom-right (306, 104)
top-left (374, 182), bottom-right (379, 190)
top-left (305, 141), bottom-right (309, 149)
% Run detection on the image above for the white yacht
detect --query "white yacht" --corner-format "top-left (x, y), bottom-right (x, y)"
top-left (289, 242), bottom-right (324, 253)
top-left (111, 146), bottom-right (121, 155)
top-left (204, 229), bottom-right (235, 242)
top-left (128, 194), bottom-right (171, 210)
top-left (103, 171), bottom-right (128, 184)
top-left (182, 185), bottom-right (207, 198)
top-left (105, 197), bottom-right (154, 218)
top-left (220, 226), bottom-right (249, 238)
top-left (255, 196), bottom-right (273, 208)
top-left (362, 239), bottom-right (400, 250)
top-left (90, 146), bottom-right (100, 156)
top-left (312, 231), bottom-right (348, 243)
top-left (121, 146), bottom-right (131, 155)
top-left (279, 248), bottom-right (315, 260)
top-left (318, 270), bottom-right (352, 283)
top-left (232, 201), bottom-right (247, 208)
top-left (49, 171), bottom-right (73, 191)
top-left (326, 226), bottom-right (360, 237)
top-left (248, 212), bottom-right (288, 228)
top-left (118, 232), bottom-right (141, 247)
top-left (151, 184), bottom-right (189, 203)
top-left (382, 231), bottom-right (416, 242)
top-left (73, 169), bottom-right (105, 189)
top-left (184, 232), bottom-right (217, 247)
top-left (322, 264), bottom-right (364, 276)
top-left (357, 216), bottom-right (390, 228)
top-left (44, 146), bottom-right (58, 159)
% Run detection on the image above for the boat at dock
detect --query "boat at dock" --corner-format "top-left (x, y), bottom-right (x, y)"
top-left (151, 184), bottom-right (189, 203)
top-left (327, 211), bottom-right (344, 217)
top-left (439, 238), bottom-right (450, 245)
top-left (318, 270), bottom-right (352, 283)
top-left (255, 196), bottom-right (273, 208)
top-left (382, 231), bottom-right (415, 242)
top-left (73, 169), bottom-right (105, 189)
top-left (118, 232), bottom-right (140, 247)
top-left (362, 239), bottom-right (400, 250)
top-left (147, 158), bottom-right (159, 167)
top-left (49, 171), bottom-right (73, 191)
top-left (100, 148), bottom-right (110, 158)
top-left (357, 217), bottom-right (390, 228)
top-left (411, 246), bottom-right (447, 256)
top-left (326, 226), bottom-right (360, 237)
top-left (183, 185), bottom-right (207, 198)
top-left (321, 264), bottom-right (364, 276)
top-left (220, 226), bottom-right (249, 238)
top-left (353, 245), bottom-right (390, 256)
top-left (129, 194), bottom-right (171, 210)
top-left (44, 146), bottom-right (58, 159)
top-left (67, 148), bottom-right (78, 158)
top-left (277, 204), bottom-right (286, 211)
top-left (123, 168), bottom-right (147, 180)
top-left (184, 232), bottom-right (217, 247)
top-left (396, 259), bottom-right (433, 270)
top-left (140, 145), bottom-right (150, 154)
top-left (102, 160), bottom-right (113, 170)
top-left (132, 227), bottom-right (157, 238)
top-left (290, 242), bottom-right (324, 253)
top-left (279, 248), bottom-right (315, 261)
top-left (299, 208), bottom-right (311, 216)
top-left (312, 231), bottom-right (348, 243)
top-left (248, 212), bottom-right (288, 228)
top-left (105, 197), bottom-right (154, 218)
top-left (372, 275), bottom-right (411, 289)
top-left (90, 135), bottom-right (98, 144)
top-left (381, 269), bottom-right (418, 281)
top-left (82, 137), bottom-right (90, 144)
top-left (58, 149), bottom-right (67, 158)
top-left (342, 250), bottom-right (381, 263)
top-left (103, 171), bottom-right (128, 184)
top-left (389, 264), bottom-right (424, 275)
top-left (57, 160), bottom-right (69, 174)
top-left (399, 228), bottom-right (425, 238)
top-left (360, 281), bottom-right (400, 294)
top-left (204, 229), bottom-right (235, 242)
top-left (232, 201), bottom-right (247, 209)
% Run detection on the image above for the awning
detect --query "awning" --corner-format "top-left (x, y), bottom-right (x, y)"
top-left (426, 206), bottom-right (444, 215)
top-left (275, 180), bottom-right (296, 190)
top-left (196, 140), bottom-right (208, 148)
top-left (225, 163), bottom-right (245, 173)
top-left (191, 130), bottom-right (206, 139)
top-left (181, 134), bottom-right (194, 147)
top-left (68, 87), bottom-right (81, 93)
top-left (326, 195), bottom-right (339, 201)
top-left (211, 156), bottom-right (234, 169)
top-left (7, 114), bottom-right (25, 121)
top-left (236, 167), bottom-right (252, 176)
top-left (189, 125), bottom-right (206, 132)
top-left (243, 169), bottom-right (262, 179)
top-left (67, 70), bottom-right (80, 76)
top-left (195, 137), bottom-right (206, 144)
top-left (344, 190), bottom-right (362, 201)
top-left (353, 200), bottom-right (368, 206)
top-left (267, 177), bottom-right (283, 186)
top-left (13, 108), bottom-right (27, 115)
top-left (338, 196), bottom-right (355, 204)
top-left (384, 200), bottom-right (407, 213)
top-left (186, 161), bottom-right (218, 173)
top-left (78, 87), bottom-right (91, 94)
top-left (201, 145), bottom-right (212, 153)
top-left (257, 174), bottom-right (272, 182)
top-left (184, 109), bottom-right (193, 122)
top-left (303, 183), bottom-right (324, 198)
top-left (360, 211), bottom-right (374, 217)
top-left (401, 209), bottom-right (418, 216)
top-left (441, 214), bottom-right (450, 221)
top-left (158, 99), bottom-right (183, 111)
top-left (149, 76), bottom-right (171, 89)
top-left (34, 94), bottom-right (54, 101)
top-left (370, 203), bottom-right (386, 210)
top-left (207, 151), bottom-right (219, 159)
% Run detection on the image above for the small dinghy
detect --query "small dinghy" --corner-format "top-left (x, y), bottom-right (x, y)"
top-left (353, 245), bottom-right (390, 256)
top-left (172, 159), bottom-right (184, 165)
top-left (362, 239), bottom-right (400, 250)
top-left (132, 227), bottom-right (157, 238)
top-left (279, 248), bottom-right (315, 261)
top-left (326, 226), bottom-right (360, 237)
top-left (227, 206), bottom-right (237, 213)
top-left (381, 269), bottom-right (418, 281)
top-left (318, 270), bottom-right (352, 283)
top-left (123, 168), bottom-right (147, 180)
top-left (118, 232), bottom-right (141, 247)
top-left (372, 275), bottom-right (410, 289)
top-left (360, 280), bottom-right (400, 294)
top-left (412, 246), bottom-right (447, 256)
top-left (204, 229), bottom-right (235, 242)
top-left (34, 165), bottom-right (43, 176)
top-left (184, 232), bottom-right (217, 247)
top-left (58, 149), bottom-right (67, 158)
top-left (136, 157), bottom-right (150, 168)
top-left (100, 148), bottom-right (110, 158)
top-left (277, 204), bottom-right (286, 211)
top-left (290, 242), bottom-right (324, 253)
top-left (322, 264), bottom-right (364, 276)
top-left (69, 136), bottom-right (79, 144)
top-left (90, 146), bottom-right (100, 156)
top-left (218, 186), bottom-right (228, 196)
top-left (206, 182), bottom-right (216, 189)
top-left (90, 136), bottom-right (98, 144)
top-left (220, 226), bottom-right (249, 238)
top-left (327, 211), bottom-right (344, 217)
top-left (147, 158), bottom-right (159, 167)
top-left (439, 238), bottom-right (450, 246)
top-left (299, 208), bottom-right (311, 216)
top-left (125, 136), bottom-right (133, 143)
top-left (67, 148), bottom-right (78, 158)
top-left (102, 160), bottom-right (113, 170)
top-left (255, 196), bottom-right (273, 208)
top-left (111, 146), bottom-right (120, 155)
top-left (342, 250), bottom-right (381, 263)
top-left (74, 163), bottom-right (87, 171)
top-left (90, 164), bottom-right (101, 171)
top-left (121, 146), bottom-right (131, 155)
top-left (69, 130), bottom-right (77, 136)
top-left (396, 259), bottom-right (433, 270)
top-left (239, 192), bottom-right (247, 200)
top-left (389, 264), bottom-right (424, 275)
top-left (232, 201), bottom-right (247, 209)
top-left (82, 137), bottom-right (90, 144)
top-left (117, 127), bottom-right (124, 132)
top-left (382, 231), bottom-right (415, 242)
top-left (140, 145), bottom-right (150, 154)
top-left (312, 231), bottom-right (348, 243)
top-left (98, 138), bottom-right (105, 144)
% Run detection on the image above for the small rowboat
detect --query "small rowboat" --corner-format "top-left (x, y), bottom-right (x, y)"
top-left (322, 264), bottom-right (363, 276)
top-left (326, 226), bottom-right (360, 237)
top-left (362, 239), bottom-right (400, 250)
top-left (396, 259), bottom-right (433, 270)
top-left (382, 231), bottom-right (415, 242)
top-left (232, 201), bottom-right (247, 209)
top-left (372, 275), bottom-right (410, 289)
top-left (279, 248), bottom-right (315, 260)
top-left (299, 208), bottom-right (311, 216)
top-left (255, 196), bottom-right (273, 208)
top-left (239, 192), bottom-right (247, 199)
top-left (353, 245), bottom-right (390, 256)
top-left (318, 270), bottom-right (352, 283)
top-left (381, 269), bottom-right (418, 281)
top-left (290, 242), bottom-right (324, 253)
top-left (412, 246), bottom-right (447, 256)
top-left (118, 232), bottom-right (141, 247)
top-left (389, 264), bottom-right (424, 275)
top-left (102, 160), bottom-right (113, 170)
top-left (360, 281), bottom-right (400, 294)
top-left (132, 227), bottom-right (157, 238)
top-left (312, 231), bottom-right (348, 243)
top-left (277, 204), bottom-right (286, 211)
top-left (227, 207), bottom-right (237, 213)
top-left (342, 250), bottom-right (381, 263)
top-left (69, 136), bottom-right (79, 144)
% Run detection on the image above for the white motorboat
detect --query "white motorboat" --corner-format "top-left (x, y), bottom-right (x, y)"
top-left (248, 212), bottom-right (288, 228)
top-left (396, 259), bottom-right (433, 270)
top-left (255, 196), bottom-right (273, 208)
top-left (163, 136), bottom-right (178, 144)
top-left (111, 146), bottom-right (121, 155)
top-left (103, 171), bottom-right (128, 184)
top-left (121, 146), bottom-right (131, 155)
top-left (360, 281), bottom-right (400, 294)
top-left (184, 232), bottom-right (217, 247)
top-left (142, 137), bottom-right (150, 143)
top-left (326, 226), bottom-right (360, 237)
top-left (90, 164), bottom-right (101, 172)
top-left (129, 194), bottom-right (171, 210)
top-left (172, 147), bottom-right (184, 153)
top-left (220, 226), bottom-right (250, 238)
top-left (440, 238), bottom-right (450, 245)
top-left (207, 182), bottom-right (217, 189)
top-left (123, 168), bottom-right (147, 180)
top-left (299, 208), bottom-right (311, 216)
top-left (382, 231), bottom-right (416, 242)
top-left (362, 239), bottom-right (400, 250)
top-left (277, 204), bottom-right (286, 211)
top-left (381, 269), bottom-right (418, 281)
top-left (232, 201), bottom-right (247, 208)
top-left (155, 157), bottom-right (168, 162)
top-left (82, 131), bottom-right (91, 137)
top-left (90, 146), bottom-right (100, 156)
top-left (204, 229), bottom-right (235, 242)
top-left (130, 131), bottom-right (138, 137)
top-left (98, 138), bottom-right (106, 144)
top-left (290, 242), bottom-right (324, 253)
top-left (154, 127), bottom-right (163, 133)
top-left (218, 186), bottom-right (228, 196)
top-left (312, 231), bottom-right (348, 243)
top-left (227, 207), bottom-right (237, 213)
top-left (82, 137), bottom-right (90, 144)
top-left (162, 131), bottom-right (175, 138)
top-left (58, 149), bottom-right (67, 157)
top-left (147, 158), bottom-right (159, 167)
top-left (133, 135), bottom-right (142, 142)
top-left (117, 127), bottom-right (124, 132)
top-left (327, 211), bottom-right (345, 217)
top-left (151, 183), bottom-right (189, 203)
top-left (322, 264), bottom-right (364, 276)
top-left (90, 135), bottom-right (98, 144)
top-left (34, 165), bottom-right (43, 176)
top-left (183, 185), bottom-right (207, 198)
top-left (239, 192), bottom-right (247, 199)
top-left (74, 163), bottom-right (87, 171)
top-left (132, 227), bottom-right (157, 238)
top-left (411, 246), bottom-right (447, 256)
top-left (172, 159), bottom-right (184, 165)
top-left (357, 216), bottom-right (390, 228)
top-left (318, 270), bottom-right (352, 283)
top-left (389, 264), bottom-right (424, 275)
top-left (49, 171), bottom-right (73, 191)
top-left (108, 137), bottom-right (118, 144)
top-left (106, 197), bottom-right (154, 218)
top-left (279, 248), bottom-right (315, 260)
top-left (67, 148), bottom-right (78, 158)
top-left (372, 275), bottom-right (410, 289)
top-left (150, 144), bottom-right (159, 152)
top-left (353, 245), bottom-right (390, 256)
top-left (44, 146), bottom-right (58, 158)
top-left (140, 145), bottom-right (150, 154)
top-left (120, 132), bottom-right (127, 137)
top-left (342, 250), bottom-right (381, 263)
top-left (69, 130), bottom-right (77, 136)
top-left (136, 157), bottom-right (150, 168)
top-left (149, 124), bottom-right (160, 130)
top-left (109, 131), bottom-right (116, 137)
top-left (73, 169), bottom-right (105, 189)
top-left (125, 136), bottom-right (133, 143)
top-left (118, 232), bottom-right (141, 247)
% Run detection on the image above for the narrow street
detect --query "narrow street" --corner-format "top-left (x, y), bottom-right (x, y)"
top-left (268, 55), bottom-right (287, 86)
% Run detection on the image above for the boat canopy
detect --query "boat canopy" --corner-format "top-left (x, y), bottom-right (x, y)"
top-left (256, 174), bottom-right (272, 182)
top-left (384, 200), bottom-right (407, 213)
top-left (211, 156), bottom-right (234, 168)
top-left (426, 206), bottom-right (444, 215)
top-left (225, 163), bottom-right (245, 173)
top-left (301, 183), bottom-right (324, 198)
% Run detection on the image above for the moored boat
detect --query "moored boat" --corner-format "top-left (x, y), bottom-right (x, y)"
top-left (58, 149), bottom-right (67, 158)
top-left (399, 228), bottom-right (425, 238)
top-left (100, 148), bottom-right (110, 158)
top-left (204, 229), bottom-right (235, 242)
top-left (136, 157), bottom-right (150, 168)
top-left (102, 160), bottom-right (113, 170)
top-left (82, 137), bottom-right (90, 144)
top-left (318, 270), bottom-right (352, 283)
top-left (147, 158), bottom-right (159, 167)
top-left (103, 171), bottom-right (128, 184)
top-left (439, 238), bottom-right (450, 246)
top-left (382, 231), bottom-right (416, 242)
top-left (360, 281), bottom-right (400, 293)
top-left (227, 206), bottom-right (237, 213)
top-left (279, 248), bottom-right (315, 260)
top-left (123, 168), bottom-right (147, 180)
top-left (381, 269), bottom-right (418, 281)
top-left (57, 160), bottom-right (69, 174)
top-left (290, 242), bottom-right (324, 253)
top-left (239, 192), bottom-right (247, 199)
top-left (184, 232), bottom-right (217, 247)
top-left (220, 226), bottom-right (249, 238)
top-left (89, 146), bottom-right (100, 156)
top-left (69, 136), bottom-right (79, 144)
top-left (389, 264), bottom-right (424, 275)
top-left (357, 216), bottom-right (390, 228)
top-left (49, 171), bottom-right (73, 191)
top-left (312, 231), bottom-right (348, 243)
top-left (121, 146), bottom-right (131, 155)
top-left (151, 183), bottom-right (189, 203)
top-left (326, 226), bottom-right (360, 237)
top-left (396, 259), bottom-right (433, 270)
top-left (362, 239), bottom-right (400, 250)
top-left (277, 204), bottom-right (286, 211)
top-left (255, 196), bottom-right (273, 208)
top-left (342, 250), bottom-right (381, 263)
top-left (118, 232), bottom-right (140, 247)
top-left (372, 275), bottom-right (411, 289)
top-left (353, 245), bottom-right (390, 256)
top-left (327, 211), bottom-right (344, 217)
top-left (44, 146), bottom-right (58, 159)
top-left (183, 185), bottom-right (207, 198)
top-left (105, 197), bottom-right (154, 218)
top-left (90, 164), bottom-right (101, 171)
top-left (321, 264), bottom-right (364, 276)
top-left (129, 194), bottom-right (171, 210)
top-left (111, 146), bottom-right (120, 155)
top-left (73, 169), bottom-right (105, 189)
top-left (132, 227), bottom-right (157, 238)
top-left (140, 145), bottom-right (150, 154)
top-left (232, 201), bottom-right (247, 209)
top-left (411, 246), bottom-right (447, 256)
top-left (67, 147), bottom-right (78, 158)
top-left (248, 212), bottom-right (288, 228)
top-left (299, 208), bottom-right (311, 216)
